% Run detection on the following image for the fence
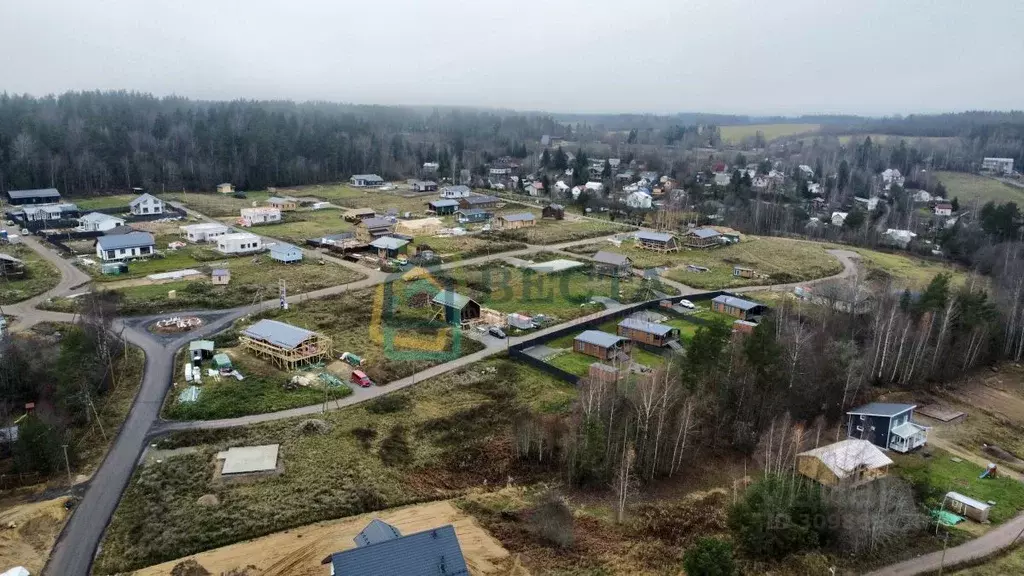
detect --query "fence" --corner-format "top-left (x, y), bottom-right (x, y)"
top-left (0, 471), bottom-right (41, 491)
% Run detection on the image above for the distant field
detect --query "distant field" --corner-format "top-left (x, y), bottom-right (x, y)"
top-left (843, 246), bottom-right (970, 289)
top-left (720, 123), bottom-right (820, 143)
top-left (934, 171), bottom-right (1024, 206)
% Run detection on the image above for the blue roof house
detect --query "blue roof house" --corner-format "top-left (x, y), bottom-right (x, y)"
top-left (326, 520), bottom-right (469, 576)
top-left (846, 403), bottom-right (929, 453)
top-left (269, 242), bottom-right (303, 263)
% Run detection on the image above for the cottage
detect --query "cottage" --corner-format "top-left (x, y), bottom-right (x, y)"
top-left (943, 492), bottom-right (991, 523)
top-left (5, 188), bottom-right (61, 205)
top-left (327, 520), bottom-right (469, 576)
top-left (934, 203), bottom-right (953, 217)
top-left (211, 268), bottom-right (231, 285)
top-left (584, 181), bottom-right (604, 193)
top-left (22, 203), bottom-right (78, 222)
top-left (240, 207), bottom-right (282, 225)
top-left (240, 318), bottom-right (332, 370)
top-left (350, 174), bottom-right (384, 187)
top-left (216, 232), bottom-right (263, 255)
top-left (426, 199), bottom-right (459, 216)
top-left (542, 204), bottom-right (565, 220)
top-left (733, 266), bottom-right (756, 279)
top-left (617, 318), bottom-right (679, 347)
top-left (0, 254), bottom-right (26, 278)
top-left (884, 228), bottom-right (917, 248)
top-left (526, 181), bottom-right (545, 197)
top-left (796, 439), bottom-right (893, 487)
top-left (269, 242), bottom-right (303, 263)
top-left (458, 195), bottom-right (500, 210)
top-left (831, 212), bottom-right (849, 226)
top-left (683, 228), bottom-right (721, 248)
top-left (370, 236), bottom-right (410, 259)
top-left (180, 222), bottom-right (230, 242)
top-left (592, 251), bottom-right (632, 277)
top-left (95, 231), bottom-right (156, 261)
top-left (881, 168), bottom-right (905, 190)
top-left (217, 183), bottom-right (235, 194)
top-left (266, 196), bottom-right (297, 211)
top-left (495, 213), bottom-right (536, 230)
top-left (343, 207), bottom-right (377, 222)
top-left (574, 330), bottom-right (631, 361)
top-left (711, 295), bottom-right (766, 320)
top-left (554, 181), bottom-right (570, 194)
top-left (635, 231), bottom-right (679, 252)
top-left (78, 212), bottom-right (126, 232)
top-left (440, 185), bottom-right (472, 199)
top-left (456, 208), bottom-right (491, 224)
top-left (846, 402), bottom-right (928, 453)
top-left (129, 193), bottom-right (164, 215)
top-left (411, 180), bottom-right (438, 192)
top-left (356, 217), bottom-right (396, 243)
top-left (626, 191), bottom-right (653, 209)
top-left (714, 172), bottom-right (731, 186)
top-left (432, 290), bottom-right (481, 326)
top-left (981, 157), bottom-right (1014, 175)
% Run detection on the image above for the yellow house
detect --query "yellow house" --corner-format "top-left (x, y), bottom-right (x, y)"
top-left (217, 183), bottom-right (234, 194)
top-left (266, 196), bottom-right (297, 211)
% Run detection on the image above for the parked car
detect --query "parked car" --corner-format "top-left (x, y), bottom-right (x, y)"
top-left (350, 369), bottom-right (374, 387)
top-left (488, 327), bottom-right (507, 339)
top-left (678, 299), bottom-right (695, 309)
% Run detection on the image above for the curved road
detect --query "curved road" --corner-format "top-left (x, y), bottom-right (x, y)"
top-left (3, 231), bottom-right (864, 575)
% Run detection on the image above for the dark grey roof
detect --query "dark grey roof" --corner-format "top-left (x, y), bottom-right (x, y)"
top-left (96, 231), bottom-right (155, 251)
top-left (847, 402), bottom-right (916, 418)
top-left (593, 251), bottom-right (631, 266)
top-left (432, 290), bottom-right (474, 309)
top-left (443, 185), bottom-right (471, 194)
top-left (242, 319), bottom-right (315, 349)
top-left (331, 524), bottom-right (469, 576)
top-left (457, 208), bottom-right (489, 217)
top-left (618, 317), bottom-right (675, 336)
top-left (211, 268), bottom-right (229, 276)
top-left (547, 204), bottom-right (564, 210)
top-left (355, 519), bottom-right (402, 547)
top-left (575, 330), bottom-right (625, 348)
top-left (359, 217), bottom-right (394, 229)
top-left (688, 228), bottom-right (721, 239)
top-left (7, 188), bottom-right (60, 200)
top-left (636, 231), bottom-right (675, 243)
top-left (462, 195), bottom-right (498, 205)
top-left (501, 212), bottom-right (535, 222)
top-left (428, 199), bottom-right (460, 208)
top-left (352, 174), bottom-right (384, 181)
top-left (711, 295), bottom-right (763, 311)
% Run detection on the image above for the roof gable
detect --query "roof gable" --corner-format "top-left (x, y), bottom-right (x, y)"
top-left (129, 193), bottom-right (160, 206)
top-left (359, 217), bottom-right (395, 229)
top-left (432, 290), bottom-right (474, 309)
top-left (331, 524), bottom-right (469, 576)
top-left (96, 231), bottom-right (155, 251)
top-left (846, 402), bottom-right (915, 418)
top-left (575, 330), bottom-right (625, 348)
top-left (618, 317), bottom-right (675, 336)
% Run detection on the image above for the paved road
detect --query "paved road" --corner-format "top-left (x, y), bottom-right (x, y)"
top-left (862, 512), bottom-right (1024, 575)
top-left (3, 235), bottom-right (90, 330)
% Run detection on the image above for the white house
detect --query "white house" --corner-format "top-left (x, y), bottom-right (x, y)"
top-left (584, 181), bottom-right (604, 193)
top-left (554, 180), bottom-right (570, 194)
top-left (526, 182), bottom-right (544, 197)
top-left (798, 165), bottom-right (815, 178)
top-left (752, 176), bottom-right (770, 190)
top-left (129, 193), bottom-right (164, 215)
top-left (807, 182), bottom-right (823, 195)
top-left (239, 207), bottom-right (282, 226)
top-left (21, 203), bottom-right (78, 222)
top-left (78, 212), bottom-right (125, 232)
top-left (571, 186), bottom-right (583, 200)
top-left (216, 232), bottom-right (263, 254)
top-left (881, 168), bottom-right (905, 191)
top-left (95, 231), bottom-right (155, 261)
top-left (422, 162), bottom-right (439, 174)
top-left (934, 203), bottom-right (953, 217)
top-left (884, 229), bottom-right (917, 248)
top-left (440, 185), bottom-right (471, 199)
top-left (982, 157), bottom-right (1014, 175)
top-left (714, 172), bottom-right (731, 186)
top-left (831, 212), bottom-right (849, 226)
top-left (349, 174), bottom-right (384, 187)
top-left (912, 190), bottom-right (932, 203)
top-left (626, 190), bottom-right (653, 209)
top-left (180, 222), bottom-right (230, 242)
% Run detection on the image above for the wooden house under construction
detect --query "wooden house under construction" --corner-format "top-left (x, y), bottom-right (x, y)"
top-left (239, 319), bottom-right (333, 370)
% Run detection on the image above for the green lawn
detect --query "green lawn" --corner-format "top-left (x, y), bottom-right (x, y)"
top-left (934, 171), bottom-right (1024, 206)
top-left (97, 358), bottom-right (574, 573)
top-left (0, 244), bottom-right (62, 304)
top-left (893, 448), bottom-right (1024, 524)
top-left (720, 123), bottom-right (820, 143)
top-left (73, 194), bottom-right (140, 211)
top-left (163, 191), bottom-right (274, 217)
top-left (255, 208), bottom-right (352, 244)
top-left (547, 350), bottom-right (600, 376)
top-left (842, 246), bottom-right (969, 288)
top-left (952, 545), bottom-right (1024, 575)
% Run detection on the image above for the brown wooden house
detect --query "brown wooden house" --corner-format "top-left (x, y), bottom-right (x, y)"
top-left (592, 251), bottom-right (632, 278)
top-left (495, 213), bottom-right (536, 230)
top-left (617, 318), bottom-right (679, 347)
top-left (711, 295), bottom-right (766, 320)
top-left (355, 217), bottom-right (396, 243)
top-left (635, 231), bottom-right (679, 252)
top-left (683, 227), bottom-right (722, 248)
top-left (574, 330), bottom-right (631, 360)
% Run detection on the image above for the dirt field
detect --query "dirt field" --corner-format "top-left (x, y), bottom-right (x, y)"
top-left (0, 495), bottom-right (71, 574)
top-left (131, 500), bottom-right (511, 576)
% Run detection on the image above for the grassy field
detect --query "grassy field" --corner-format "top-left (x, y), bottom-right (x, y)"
top-left (843, 246), bottom-right (969, 288)
top-left (934, 171), bottom-right (1024, 206)
top-left (952, 546), bottom-right (1024, 575)
top-left (720, 123), bottom-right (820, 143)
top-left (95, 358), bottom-right (575, 573)
top-left (73, 194), bottom-right (141, 211)
top-left (254, 208), bottom-right (352, 244)
top-left (162, 191), bottom-right (274, 217)
top-left (893, 448), bottom-right (1024, 524)
top-left (569, 236), bottom-right (841, 290)
top-left (0, 244), bottom-right (62, 304)
top-left (163, 346), bottom-right (352, 420)
top-left (412, 234), bottom-right (527, 261)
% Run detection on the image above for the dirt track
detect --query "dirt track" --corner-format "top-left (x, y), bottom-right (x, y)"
top-left (0, 496), bottom-right (70, 574)
top-left (131, 500), bottom-right (511, 576)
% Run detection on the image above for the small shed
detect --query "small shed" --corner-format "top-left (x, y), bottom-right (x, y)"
top-left (213, 353), bottom-right (233, 371)
top-left (733, 319), bottom-right (758, 334)
top-left (431, 290), bottom-right (481, 326)
top-left (944, 492), bottom-right (991, 523)
top-left (733, 266), bottom-right (756, 279)
top-left (270, 242), bottom-right (303, 263)
top-left (212, 268), bottom-right (231, 285)
top-left (189, 340), bottom-right (215, 363)
top-left (574, 330), bottom-right (631, 360)
top-left (542, 204), bottom-right (565, 220)
top-left (217, 183), bottom-right (235, 194)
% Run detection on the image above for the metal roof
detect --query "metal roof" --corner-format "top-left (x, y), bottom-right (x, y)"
top-left (96, 231), bottom-right (155, 251)
top-left (688, 228), bottom-right (721, 239)
top-left (7, 188), bottom-right (60, 199)
top-left (269, 242), bottom-right (302, 254)
top-left (212, 268), bottom-right (230, 276)
top-left (501, 212), bottom-right (535, 222)
top-left (359, 217), bottom-right (394, 229)
top-left (890, 421), bottom-right (928, 438)
top-left (428, 199), bottom-right (460, 208)
top-left (593, 251), bottom-right (631, 266)
top-left (462, 195), bottom-right (498, 204)
top-left (846, 402), bottom-right (916, 418)
top-left (618, 317), bottom-right (675, 336)
top-left (129, 193), bottom-right (160, 206)
top-left (266, 196), bottom-right (292, 204)
top-left (242, 319), bottom-right (315, 349)
top-left (443, 185), bottom-right (471, 194)
top-left (798, 439), bottom-right (893, 479)
top-left (711, 295), bottom-right (763, 311)
top-left (432, 290), bottom-right (475, 309)
top-left (189, 340), bottom-right (215, 351)
top-left (945, 491), bottom-right (991, 511)
top-left (456, 208), bottom-right (489, 216)
top-left (636, 231), bottom-right (675, 243)
top-left (330, 524), bottom-right (469, 576)
top-left (369, 236), bottom-right (409, 250)
top-left (575, 330), bottom-right (625, 348)
top-left (351, 174), bottom-right (383, 181)
top-left (354, 519), bottom-right (402, 547)
top-left (79, 212), bottom-right (124, 224)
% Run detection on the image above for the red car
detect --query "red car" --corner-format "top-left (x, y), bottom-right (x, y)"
top-left (350, 369), bottom-right (374, 388)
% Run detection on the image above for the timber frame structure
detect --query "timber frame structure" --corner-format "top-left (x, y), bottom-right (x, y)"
top-left (239, 329), bottom-right (333, 370)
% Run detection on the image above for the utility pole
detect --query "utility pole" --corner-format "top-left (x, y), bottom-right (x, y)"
top-left (62, 444), bottom-right (73, 489)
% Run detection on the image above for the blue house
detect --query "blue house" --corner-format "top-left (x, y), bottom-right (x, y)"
top-left (456, 208), bottom-right (491, 224)
top-left (327, 520), bottom-right (469, 576)
top-left (427, 199), bottom-right (460, 216)
top-left (846, 402), bottom-right (929, 453)
top-left (269, 242), bottom-right (303, 263)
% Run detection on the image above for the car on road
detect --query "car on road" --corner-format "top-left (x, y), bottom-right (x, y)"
top-left (350, 369), bottom-right (374, 387)
top-left (488, 327), bottom-right (507, 339)
top-left (678, 299), bottom-right (695, 309)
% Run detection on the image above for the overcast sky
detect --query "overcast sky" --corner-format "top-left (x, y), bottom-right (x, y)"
top-left (1, 0), bottom-right (1021, 116)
